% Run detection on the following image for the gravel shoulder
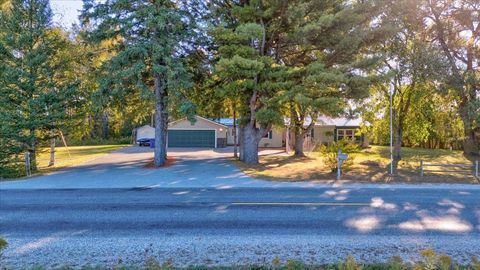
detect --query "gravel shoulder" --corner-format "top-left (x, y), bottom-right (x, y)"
top-left (1, 187), bottom-right (479, 268)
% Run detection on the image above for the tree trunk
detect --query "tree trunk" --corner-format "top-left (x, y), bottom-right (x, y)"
top-left (242, 124), bottom-right (260, 164)
top-left (292, 119), bottom-right (314, 157)
top-left (48, 130), bottom-right (56, 167)
top-left (88, 114), bottom-right (95, 139)
top-left (392, 126), bottom-right (402, 172)
top-left (233, 110), bottom-right (238, 158)
top-left (238, 126), bottom-right (244, 161)
top-left (101, 111), bottom-right (109, 139)
top-left (459, 100), bottom-right (479, 155)
top-left (294, 132), bottom-right (305, 157)
top-left (29, 128), bottom-right (37, 172)
top-left (462, 127), bottom-right (479, 156)
top-left (285, 127), bottom-right (290, 153)
top-left (154, 72), bottom-right (168, 167)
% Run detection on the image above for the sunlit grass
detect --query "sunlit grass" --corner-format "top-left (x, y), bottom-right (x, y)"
top-left (36, 144), bottom-right (129, 174)
top-left (236, 146), bottom-right (475, 183)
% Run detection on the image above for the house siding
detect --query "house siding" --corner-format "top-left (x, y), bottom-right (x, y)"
top-left (259, 128), bottom-right (284, 148)
top-left (225, 126), bottom-right (283, 148)
top-left (310, 126), bottom-right (335, 145)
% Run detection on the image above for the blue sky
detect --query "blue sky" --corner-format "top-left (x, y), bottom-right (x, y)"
top-left (50, 0), bottom-right (83, 28)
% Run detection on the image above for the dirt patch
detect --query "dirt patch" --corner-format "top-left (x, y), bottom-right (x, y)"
top-left (144, 156), bottom-right (176, 169)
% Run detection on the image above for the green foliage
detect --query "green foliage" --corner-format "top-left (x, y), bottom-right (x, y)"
top-left (388, 256), bottom-right (404, 270)
top-left (0, 237), bottom-right (7, 251)
top-left (471, 256), bottom-right (480, 270)
top-left (81, 0), bottom-right (199, 114)
top-left (412, 249), bottom-right (456, 270)
top-left (272, 257), bottom-right (281, 269)
top-left (319, 140), bottom-right (361, 172)
top-left (0, 236), bottom-right (7, 264)
top-left (338, 255), bottom-right (362, 270)
top-left (278, 0), bottom-right (388, 137)
top-left (420, 0), bottom-right (480, 154)
top-left (365, 86), bottom-right (465, 150)
top-left (66, 137), bottom-right (131, 146)
top-left (81, 0), bottom-right (203, 166)
top-left (285, 260), bottom-right (305, 270)
top-left (0, 0), bottom-right (83, 174)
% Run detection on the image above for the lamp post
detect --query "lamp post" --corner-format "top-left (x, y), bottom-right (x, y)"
top-left (389, 83), bottom-right (394, 175)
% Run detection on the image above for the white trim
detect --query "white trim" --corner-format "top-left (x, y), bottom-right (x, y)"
top-left (167, 128), bottom-right (217, 148)
top-left (195, 115), bottom-right (229, 129)
top-left (168, 115), bottom-right (228, 129)
top-left (168, 128), bottom-right (218, 130)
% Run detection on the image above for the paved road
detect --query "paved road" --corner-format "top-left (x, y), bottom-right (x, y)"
top-left (1, 187), bottom-right (479, 268)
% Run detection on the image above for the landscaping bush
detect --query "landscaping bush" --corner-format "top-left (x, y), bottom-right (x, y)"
top-left (337, 255), bottom-right (361, 270)
top-left (0, 160), bottom-right (25, 179)
top-left (319, 139), bottom-right (361, 172)
top-left (0, 165), bottom-right (21, 179)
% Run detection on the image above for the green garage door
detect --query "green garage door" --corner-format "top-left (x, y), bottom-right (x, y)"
top-left (168, 130), bottom-right (215, 148)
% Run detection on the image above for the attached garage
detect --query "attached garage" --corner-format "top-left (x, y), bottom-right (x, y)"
top-left (168, 129), bottom-right (215, 148)
top-left (168, 116), bottom-right (228, 148)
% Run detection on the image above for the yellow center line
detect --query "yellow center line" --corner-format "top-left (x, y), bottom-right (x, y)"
top-left (230, 202), bottom-right (369, 206)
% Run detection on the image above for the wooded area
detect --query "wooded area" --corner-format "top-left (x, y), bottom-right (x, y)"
top-left (0, 0), bottom-right (478, 177)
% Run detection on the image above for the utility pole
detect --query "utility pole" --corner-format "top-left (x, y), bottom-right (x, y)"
top-left (389, 83), bottom-right (394, 175)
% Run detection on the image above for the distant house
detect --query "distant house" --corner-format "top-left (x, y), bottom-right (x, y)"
top-left (215, 115), bottom-right (368, 148)
top-left (301, 116), bottom-right (368, 146)
top-left (135, 115), bottom-right (367, 149)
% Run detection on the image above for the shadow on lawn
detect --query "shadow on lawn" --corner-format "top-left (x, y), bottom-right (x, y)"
top-left (235, 153), bottom-right (478, 184)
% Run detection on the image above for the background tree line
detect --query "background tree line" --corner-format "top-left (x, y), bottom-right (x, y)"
top-left (0, 0), bottom-right (478, 176)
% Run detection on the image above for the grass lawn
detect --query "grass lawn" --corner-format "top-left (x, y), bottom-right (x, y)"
top-left (236, 146), bottom-right (478, 183)
top-left (35, 144), bottom-right (129, 174)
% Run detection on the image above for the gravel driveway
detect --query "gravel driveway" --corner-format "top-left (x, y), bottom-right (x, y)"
top-left (0, 146), bottom-right (289, 189)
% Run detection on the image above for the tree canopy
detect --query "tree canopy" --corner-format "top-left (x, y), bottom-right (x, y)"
top-left (0, 0), bottom-right (478, 177)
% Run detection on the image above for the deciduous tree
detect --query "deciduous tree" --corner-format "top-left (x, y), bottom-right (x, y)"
top-left (423, 0), bottom-right (480, 156)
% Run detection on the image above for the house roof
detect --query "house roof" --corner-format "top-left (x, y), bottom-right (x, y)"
top-left (214, 115), bottom-right (365, 128)
top-left (214, 118), bottom-right (236, 126)
top-left (169, 115), bottom-right (228, 128)
top-left (308, 116), bottom-right (364, 127)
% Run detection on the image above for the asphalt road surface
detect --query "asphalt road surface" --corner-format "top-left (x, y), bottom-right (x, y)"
top-left (1, 187), bottom-right (479, 268)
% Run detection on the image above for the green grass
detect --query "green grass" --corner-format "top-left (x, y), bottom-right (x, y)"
top-left (354, 146), bottom-right (468, 169)
top-left (0, 144), bottom-right (129, 179)
top-left (36, 144), bottom-right (129, 174)
top-left (236, 146), bottom-right (477, 183)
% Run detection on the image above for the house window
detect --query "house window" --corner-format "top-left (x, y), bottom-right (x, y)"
top-left (263, 130), bottom-right (273, 139)
top-left (337, 129), bottom-right (355, 141)
top-left (310, 129), bottom-right (314, 138)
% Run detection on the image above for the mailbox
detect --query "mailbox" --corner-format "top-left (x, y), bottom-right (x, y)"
top-left (339, 153), bottom-right (348, 161)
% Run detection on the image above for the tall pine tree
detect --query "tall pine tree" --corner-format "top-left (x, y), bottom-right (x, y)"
top-left (209, 0), bottom-right (389, 162)
top-left (278, 0), bottom-right (388, 156)
top-left (81, 0), bottom-right (201, 167)
top-left (0, 0), bottom-right (78, 174)
top-left (209, 1), bottom-right (291, 164)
